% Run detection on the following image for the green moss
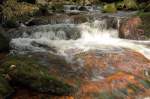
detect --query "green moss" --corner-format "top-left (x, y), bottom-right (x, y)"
top-left (103, 3), bottom-right (117, 13)
top-left (0, 75), bottom-right (13, 98)
top-left (0, 55), bottom-right (74, 95)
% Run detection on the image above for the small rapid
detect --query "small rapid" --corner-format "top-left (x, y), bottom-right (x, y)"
top-left (10, 16), bottom-right (150, 61)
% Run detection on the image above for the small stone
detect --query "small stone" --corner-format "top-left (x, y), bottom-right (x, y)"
top-left (9, 65), bottom-right (16, 70)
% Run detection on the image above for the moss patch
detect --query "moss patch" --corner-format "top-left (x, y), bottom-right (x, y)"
top-left (0, 55), bottom-right (74, 95)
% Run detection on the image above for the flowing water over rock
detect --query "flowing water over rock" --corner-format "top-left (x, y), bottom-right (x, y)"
top-left (10, 15), bottom-right (150, 60)
top-left (7, 11), bottom-right (150, 98)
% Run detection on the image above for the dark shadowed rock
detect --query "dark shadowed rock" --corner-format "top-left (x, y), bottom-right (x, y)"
top-left (0, 33), bottom-right (9, 52)
top-left (25, 18), bottom-right (48, 26)
top-left (78, 6), bottom-right (88, 11)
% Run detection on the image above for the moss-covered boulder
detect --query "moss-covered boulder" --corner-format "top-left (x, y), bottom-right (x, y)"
top-left (0, 75), bottom-right (13, 98)
top-left (0, 33), bottom-right (9, 52)
top-left (0, 55), bottom-right (74, 95)
top-left (103, 3), bottom-right (117, 13)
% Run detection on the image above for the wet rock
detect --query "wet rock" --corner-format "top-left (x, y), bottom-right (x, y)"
top-left (72, 49), bottom-right (150, 98)
top-left (0, 33), bottom-right (9, 52)
top-left (70, 15), bottom-right (88, 24)
top-left (0, 55), bottom-right (74, 95)
top-left (119, 16), bottom-right (145, 40)
top-left (1, 49), bottom-right (150, 98)
top-left (0, 75), bottom-right (13, 99)
top-left (38, 49), bottom-right (150, 98)
top-left (25, 18), bottom-right (48, 26)
top-left (78, 6), bottom-right (88, 11)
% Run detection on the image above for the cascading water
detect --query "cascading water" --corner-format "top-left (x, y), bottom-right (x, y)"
top-left (10, 17), bottom-right (150, 61)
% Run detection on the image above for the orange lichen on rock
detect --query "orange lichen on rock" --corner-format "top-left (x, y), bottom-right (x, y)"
top-left (80, 81), bottom-right (102, 94)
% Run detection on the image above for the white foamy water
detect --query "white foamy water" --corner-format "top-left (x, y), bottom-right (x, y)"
top-left (10, 19), bottom-right (150, 60)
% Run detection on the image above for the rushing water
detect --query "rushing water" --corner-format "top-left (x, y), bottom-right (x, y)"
top-left (10, 14), bottom-right (150, 61)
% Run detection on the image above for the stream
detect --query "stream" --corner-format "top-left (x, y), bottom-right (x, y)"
top-left (6, 5), bottom-right (150, 99)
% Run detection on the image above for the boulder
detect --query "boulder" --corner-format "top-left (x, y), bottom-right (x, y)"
top-left (6, 49), bottom-right (150, 99)
top-left (119, 16), bottom-right (145, 40)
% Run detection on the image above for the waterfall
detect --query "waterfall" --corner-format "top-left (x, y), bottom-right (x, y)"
top-left (10, 17), bottom-right (150, 60)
